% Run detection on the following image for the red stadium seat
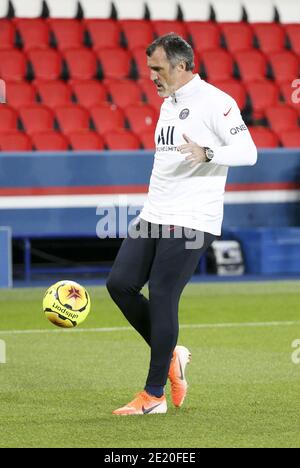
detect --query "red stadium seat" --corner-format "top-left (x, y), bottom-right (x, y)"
top-left (0, 20), bottom-right (16, 49)
top-left (246, 81), bottom-right (279, 120)
top-left (35, 80), bottom-right (72, 108)
top-left (124, 103), bottom-right (157, 133)
top-left (31, 131), bottom-right (69, 150)
top-left (85, 19), bottom-right (121, 49)
top-left (104, 79), bottom-right (142, 109)
top-left (0, 49), bottom-right (26, 81)
top-left (248, 127), bottom-right (279, 148)
top-left (28, 49), bottom-right (62, 80)
top-left (200, 49), bottom-right (234, 81)
top-left (63, 48), bottom-right (98, 80)
top-left (132, 47), bottom-right (150, 79)
top-left (140, 129), bottom-right (155, 149)
top-left (103, 129), bottom-right (141, 150)
top-left (120, 20), bottom-right (154, 49)
top-left (151, 21), bottom-right (188, 39)
top-left (280, 81), bottom-right (300, 115)
top-left (234, 50), bottom-right (267, 82)
top-left (96, 48), bottom-right (132, 79)
top-left (210, 79), bottom-right (247, 111)
top-left (186, 21), bottom-right (220, 52)
top-left (0, 132), bottom-right (32, 151)
top-left (268, 51), bottom-right (299, 85)
top-left (16, 19), bottom-right (49, 50)
top-left (219, 22), bottom-right (253, 53)
top-left (5, 81), bottom-right (36, 108)
top-left (48, 19), bottom-right (84, 50)
top-left (19, 105), bottom-right (55, 135)
top-left (285, 24), bottom-right (300, 56)
top-left (71, 80), bottom-right (108, 108)
top-left (55, 105), bottom-right (90, 134)
top-left (252, 23), bottom-right (285, 54)
top-left (0, 107), bottom-right (18, 132)
top-left (265, 105), bottom-right (299, 133)
top-left (278, 130), bottom-right (300, 148)
top-left (90, 103), bottom-right (125, 133)
top-left (138, 78), bottom-right (164, 112)
top-left (68, 130), bottom-right (105, 150)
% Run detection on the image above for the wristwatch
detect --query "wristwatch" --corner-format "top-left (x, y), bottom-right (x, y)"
top-left (204, 147), bottom-right (214, 162)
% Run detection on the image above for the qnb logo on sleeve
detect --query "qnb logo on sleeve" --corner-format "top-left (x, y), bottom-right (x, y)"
top-left (157, 126), bottom-right (179, 152)
top-left (230, 124), bottom-right (247, 135)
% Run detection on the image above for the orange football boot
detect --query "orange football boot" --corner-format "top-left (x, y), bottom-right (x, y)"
top-left (113, 391), bottom-right (167, 415)
top-left (168, 345), bottom-right (191, 407)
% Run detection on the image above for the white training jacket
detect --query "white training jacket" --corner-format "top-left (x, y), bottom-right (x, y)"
top-left (140, 74), bottom-right (257, 236)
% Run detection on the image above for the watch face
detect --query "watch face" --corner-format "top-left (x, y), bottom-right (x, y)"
top-left (206, 148), bottom-right (214, 160)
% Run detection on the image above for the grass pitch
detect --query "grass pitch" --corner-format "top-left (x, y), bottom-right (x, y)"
top-left (0, 281), bottom-right (300, 448)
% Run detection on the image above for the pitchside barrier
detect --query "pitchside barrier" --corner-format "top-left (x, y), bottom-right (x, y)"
top-left (0, 227), bottom-right (12, 288)
top-left (0, 149), bottom-right (299, 279)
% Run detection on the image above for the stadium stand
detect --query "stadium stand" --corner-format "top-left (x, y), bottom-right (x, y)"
top-left (0, 0), bottom-right (299, 150)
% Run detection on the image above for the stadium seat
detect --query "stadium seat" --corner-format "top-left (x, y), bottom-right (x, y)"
top-left (268, 51), bottom-right (299, 85)
top-left (85, 19), bottom-right (121, 49)
top-left (280, 81), bottom-right (300, 115)
top-left (210, 0), bottom-right (244, 22)
top-left (252, 23), bottom-right (285, 54)
top-left (0, 132), bottom-right (32, 151)
top-left (48, 19), bottom-right (84, 50)
top-left (265, 105), bottom-right (299, 133)
top-left (285, 24), bottom-right (300, 56)
top-left (35, 80), bottom-right (73, 108)
top-left (120, 20), bottom-right (154, 49)
top-left (151, 21), bottom-right (188, 40)
top-left (200, 49), bottom-right (234, 81)
top-left (186, 21), bottom-right (220, 52)
top-left (71, 80), bottom-right (108, 108)
top-left (103, 129), bottom-right (141, 150)
top-left (246, 81), bottom-right (279, 120)
top-left (90, 103), bottom-right (125, 133)
top-left (210, 79), bottom-right (247, 111)
top-left (68, 131), bottom-right (105, 150)
top-left (11, 0), bottom-right (44, 17)
top-left (113, 0), bottom-right (147, 19)
top-left (0, 107), bottom-right (18, 132)
top-left (274, 0), bottom-right (300, 24)
top-left (124, 103), bottom-right (157, 133)
top-left (28, 49), bottom-right (62, 80)
top-left (243, 0), bottom-right (275, 22)
top-left (146, 0), bottom-right (179, 20)
top-left (132, 47), bottom-right (150, 79)
top-left (0, 49), bottom-right (26, 81)
top-left (64, 48), bottom-right (98, 80)
top-left (248, 127), bottom-right (279, 148)
top-left (31, 131), bottom-right (69, 150)
top-left (0, 20), bottom-right (16, 49)
top-left (139, 129), bottom-right (155, 149)
top-left (105, 79), bottom-right (142, 109)
top-left (278, 130), bottom-right (300, 148)
top-left (80, 0), bottom-right (112, 18)
top-left (54, 105), bottom-right (90, 134)
top-left (138, 78), bottom-right (164, 112)
top-left (96, 48), bottom-right (132, 79)
top-left (19, 105), bottom-right (55, 135)
top-left (219, 22), bottom-right (254, 53)
top-left (180, 0), bottom-right (211, 21)
top-left (234, 50), bottom-right (267, 82)
top-left (15, 19), bottom-right (50, 51)
top-left (45, 0), bottom-right (79, 18)
top-left (5, 81), bottom-right (36, 108)
top-left (0, 0), bottom-right (9, 18)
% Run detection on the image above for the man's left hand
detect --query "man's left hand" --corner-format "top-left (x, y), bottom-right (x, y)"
top-left (179, 134), bottom-right (207, 167)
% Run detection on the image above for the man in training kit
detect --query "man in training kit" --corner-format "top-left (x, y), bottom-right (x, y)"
top-left (107, 34), bottom-right (257, 415)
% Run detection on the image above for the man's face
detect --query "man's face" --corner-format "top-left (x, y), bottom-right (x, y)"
top-left (147, 47), bottom-right (182, 98)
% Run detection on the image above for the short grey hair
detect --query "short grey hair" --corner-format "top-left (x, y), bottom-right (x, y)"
top-left (146, 33), bottom-right (195, 71)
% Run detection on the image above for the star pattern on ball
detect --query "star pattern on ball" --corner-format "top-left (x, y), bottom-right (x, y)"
top-left (67, 286), bottom-right (82, 300)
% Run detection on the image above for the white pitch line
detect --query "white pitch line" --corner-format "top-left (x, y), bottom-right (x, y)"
top-left (0, 321), bottom-right (300, 336)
